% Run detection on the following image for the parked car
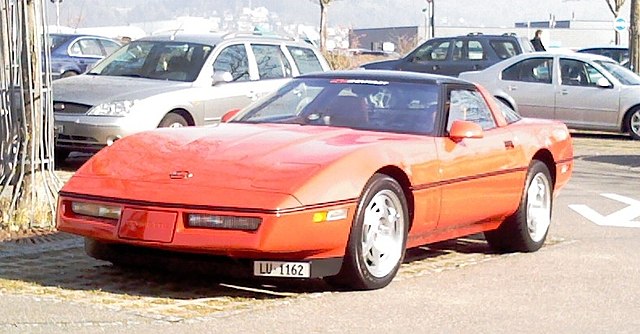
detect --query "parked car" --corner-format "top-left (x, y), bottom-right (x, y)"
top-left (49, 33), bottom-right (121, 80)
top-left (56, 70), bottom-right (573, 291)
top-left (459, 52), bottom-right (640, 140)
top-left (361, 33), bottom-right (534, 76)
top-left (53, 32), bottom-right (330, 162)
top-left (576, 45), bottom-right (628, 64)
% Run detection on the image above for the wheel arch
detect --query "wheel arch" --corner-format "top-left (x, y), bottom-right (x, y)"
top-left (375, 165), bottom-right (415, 230)
top-left (164, 108), bottom-right (196, 126)
top-left (531, 149), bottom-right (556, 187)
top-left (621, 104), bottom-right (640, 133)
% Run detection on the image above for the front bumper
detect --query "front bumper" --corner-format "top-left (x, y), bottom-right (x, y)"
top-left (56, 194), bottom-right (356, 278)
top-left (54, 114), bottom-right (156, 152)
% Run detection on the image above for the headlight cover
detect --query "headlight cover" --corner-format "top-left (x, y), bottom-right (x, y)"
top-left (87, 100), bottom-right (136, 116)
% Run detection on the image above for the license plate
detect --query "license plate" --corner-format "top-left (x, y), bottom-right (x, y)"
top-left (254, 261), bottom-right (310, 278)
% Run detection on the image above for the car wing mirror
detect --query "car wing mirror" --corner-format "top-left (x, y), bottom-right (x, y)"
top-left (221, 108), bottom-right (241, 122)
top-left (212, 71), bottom-right (233, 86)
top-left (596, 77), bottom-right (612, 88)
top-left (449, 120), bottom-right (484, 141)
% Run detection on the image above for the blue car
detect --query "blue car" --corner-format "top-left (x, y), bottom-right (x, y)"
top-left (49, 33), bottom-right (121, 80)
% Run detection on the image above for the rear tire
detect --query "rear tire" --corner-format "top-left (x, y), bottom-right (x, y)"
top-left (625, 108), bottom-right (640, 140)
top-left (54, 148), bottom-right (70, 165)
top-left (61, 71), bottom-right (78, 78)
top-left (325, 174), bottom-right (408, 290)
top-left (484, 160), bottom-right (553, 253)
top-left (158, 112), bottom-right (188, 128)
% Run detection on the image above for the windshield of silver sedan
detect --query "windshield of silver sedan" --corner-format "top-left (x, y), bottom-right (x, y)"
top-left (596, 60), bottom-right (640, 85)
top-left (88, 40), bottom-right (213, 82)
top-left (234, 78), bottom-right (440, 135)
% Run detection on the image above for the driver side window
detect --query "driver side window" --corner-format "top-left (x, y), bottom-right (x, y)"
top-left (213, 44), bottom-right (250, 82)
top-left (413, 40), bottom-right (451, 62)
top-left (447, 89), bottom-right (496, 131)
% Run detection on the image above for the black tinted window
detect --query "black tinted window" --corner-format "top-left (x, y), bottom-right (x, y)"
top-left (502, 57), bottom-right (553, 84)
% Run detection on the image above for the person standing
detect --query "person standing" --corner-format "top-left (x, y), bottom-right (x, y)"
top-left (531, 29), bottom-right (546, 51)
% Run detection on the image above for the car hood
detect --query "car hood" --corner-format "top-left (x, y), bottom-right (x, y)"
top-left (64, 123), bottom-right (418, 209)
top-left (53, 74), bottom-right (190, 105)
top-left (360, 59), bottom-right (402, 70)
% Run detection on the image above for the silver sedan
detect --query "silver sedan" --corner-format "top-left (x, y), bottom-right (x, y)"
top-left (459, 52), bottom-right (640, 140)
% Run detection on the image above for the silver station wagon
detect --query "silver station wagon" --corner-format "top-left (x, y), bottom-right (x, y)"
top-left (53, 32), bottom-right (330, 161)
top-left (459, 52), bottom-right (640, 140)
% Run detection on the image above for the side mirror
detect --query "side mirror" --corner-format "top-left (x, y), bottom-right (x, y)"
top-left (221, 108), bottom-right (241, 122)
top-left (596, 77), bottom-right (612, 88)
top-left (212, 71), bottom-right (233, 86)
top-left (449, 120), bottom-right (484, 141)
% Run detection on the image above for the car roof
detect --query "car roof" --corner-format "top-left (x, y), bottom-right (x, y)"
top-left (138, 32), bottom-right (310, 47)
top-left (510, 51), bottom-right (616, 62)
top-left (300, 70), bottom-right (471, 85)
top-left (48, 32), bottom-right (115, 39)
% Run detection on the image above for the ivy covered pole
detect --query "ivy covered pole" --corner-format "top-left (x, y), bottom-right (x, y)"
top-left (0, 0), bottom-right (60, 231)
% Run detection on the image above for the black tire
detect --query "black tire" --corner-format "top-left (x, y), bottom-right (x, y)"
top-left (85, 238), bottom-right (139, 268)
top-left (484, 160), bottom-right (553, 253)
top-left (84, 237), bottom-right (118, 261)
top-left (54, 148), bottom-right (70, 165)
top-left (158, 112), bottom-right (189, 128)
top-left (625, 108), bottom-right (640, 140)
top-left (325, 173), bottom-right (409, 290)
top-left (61, 71), bottom-right (78, 78)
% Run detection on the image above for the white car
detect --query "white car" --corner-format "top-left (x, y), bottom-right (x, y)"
top-left (459, 52), bottom-right (640, 140)
top-left (53, 32), bottom-right (330, 162)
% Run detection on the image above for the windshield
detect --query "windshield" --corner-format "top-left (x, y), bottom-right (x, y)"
top-left (595, 60), bottom-right (640, 85)
top-left (49, 34), bottom-right (71, 51)
top-left (234, 78), bottom-right (441, 135)
top-left (88, 40), bottom-right (214, 82)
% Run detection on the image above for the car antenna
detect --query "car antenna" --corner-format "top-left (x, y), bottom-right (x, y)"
top-left (170, 22), bottom-right (185, 41)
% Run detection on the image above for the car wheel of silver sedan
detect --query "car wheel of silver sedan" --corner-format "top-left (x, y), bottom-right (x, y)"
top-left (158, 112), bottom-right (189, 128)
top-left (325, 173), bottom-right (408, 290)
top-left (626, 108), bottom-right (640, 140)
top-left (484, 160), bottom-right (552, 253)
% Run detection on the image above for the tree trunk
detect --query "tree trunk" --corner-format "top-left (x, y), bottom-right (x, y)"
top-left (631, 0), bottom-right (640, 73)
top-left (319, 2), bottom-right (328, 52)
top-left (1, 0), bottom-right (60, 231)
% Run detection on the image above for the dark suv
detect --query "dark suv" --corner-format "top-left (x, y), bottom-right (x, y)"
top-left (361, 33), bottom-right (534, 77)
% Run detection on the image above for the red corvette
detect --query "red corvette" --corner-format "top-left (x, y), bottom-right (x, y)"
top-left (57, 70), bottom-right (573, 290)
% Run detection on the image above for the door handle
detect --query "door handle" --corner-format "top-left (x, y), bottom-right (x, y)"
top-left (472, 64), bottom-right (481, 70)
top-left (560, 89), bottom-right (569, 95)
top-left (432, 65), bottom-right (439, 71)
top-left (508, 85), bottom-right (517, 91)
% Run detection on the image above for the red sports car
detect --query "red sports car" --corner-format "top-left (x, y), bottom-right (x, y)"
top-left (57, 70), bottom-right (573, 290)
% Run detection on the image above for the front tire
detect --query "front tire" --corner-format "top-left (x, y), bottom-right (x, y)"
top-left (326, 174), bottom-right (408, 290)
top-left (625, 108), bottom-right (640, 140)
top-left (484, 160), bottom-right (553, 253)
top-left (158, 112), bottom-right (188, 128)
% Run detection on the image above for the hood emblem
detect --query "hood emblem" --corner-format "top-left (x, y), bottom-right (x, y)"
top-left (169, 170), bottom-right (193, 179)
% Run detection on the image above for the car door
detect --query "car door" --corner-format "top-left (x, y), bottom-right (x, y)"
top-left (555, 58), bottom-right (620, 128)
top-left (435, 86), bottom-right (524, 229)
top-left (399, 38), bottom-right (452, 75)
top-left (498, 56), bottom-right (555, 119)
top-left (200, 43), bottom-right (257, 123)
